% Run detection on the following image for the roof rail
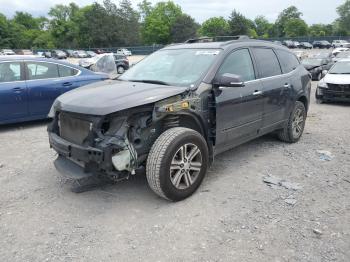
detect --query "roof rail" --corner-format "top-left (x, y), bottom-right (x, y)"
top-left (185, 37), bottom-right (214, 43)
top-left (185, 35), bottom-right (250, 44)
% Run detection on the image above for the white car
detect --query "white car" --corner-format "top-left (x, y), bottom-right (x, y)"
top-left (316, 59), bottom-right (350, 103)
top-left (117, 48), bottom-right (132, 56)
top-left (0, 49), bottom-right (15, 55)
top-left (333, 51), bottom-right (350, 63)
top-left (332, 40), bottom-right (350, 48)
top-left (332, 47), bottom-right (349, 56)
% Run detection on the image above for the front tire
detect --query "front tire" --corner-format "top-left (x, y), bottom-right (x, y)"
top-left (146, 127), bottom-right (209, 201)
top-left (277, 101), bottom-right (306, 143)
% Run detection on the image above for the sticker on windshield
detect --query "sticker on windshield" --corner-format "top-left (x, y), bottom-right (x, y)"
top-left (195, 50), bottom-right (220, 56)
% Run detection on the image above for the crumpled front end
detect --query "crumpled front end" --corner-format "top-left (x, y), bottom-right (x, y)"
top-left (48, 106), bottom-right (160, 181)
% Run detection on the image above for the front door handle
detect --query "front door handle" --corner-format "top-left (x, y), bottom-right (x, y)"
top-left (12, 87), bottom-right (23, 93)
top-left (252, 90), bottom-right (263, 96)
top-left (284, 83), bottom-right (290, 88)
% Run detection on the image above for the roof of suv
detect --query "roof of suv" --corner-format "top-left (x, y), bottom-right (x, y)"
top-left (163, 39), bottom-right (289, 51)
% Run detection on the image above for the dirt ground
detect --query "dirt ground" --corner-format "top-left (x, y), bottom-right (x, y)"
top-left (0, 82), bottom-right (349, 262)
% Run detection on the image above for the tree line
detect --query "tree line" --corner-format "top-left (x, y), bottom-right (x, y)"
top-left (1, 0), bottom-right (350, 49)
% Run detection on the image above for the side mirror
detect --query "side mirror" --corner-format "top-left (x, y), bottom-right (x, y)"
top-left (214, 73), bottom-right (245, 88)
top-left (322, 70), bottom-right (328, 77)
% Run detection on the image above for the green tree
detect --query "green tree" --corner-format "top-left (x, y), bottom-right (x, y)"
top-left (170, 14), bottom-right (198, 42)
top-left (284, 18), bottom-right (308, 37)
top-left (336, 0), bottom-right (350, 35)
top-left (275, 6), bottom-right (302, 36)
top-left (198, 17), bottom-right (230, 37)
top-left (228, 10), bottom-right (255, 36)
top-left (254, 16), bottom-right (272, 38)
top-left (0, 13), bottom-right (12, 47)
top-left (142, 1), bottom-right (182, 44)
top-left (308, 24), bottom-right (333, 36)
top-left (138, 0), bottom-right (153, 22)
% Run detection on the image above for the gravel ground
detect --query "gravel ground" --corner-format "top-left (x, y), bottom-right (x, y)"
top-left (0, 82), bottom-right (349, 262)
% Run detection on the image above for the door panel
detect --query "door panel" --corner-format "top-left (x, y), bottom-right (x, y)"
top-left (214, 48), bottom-right (264, 152)
top-left (25, 62), bottom-right (62, 116)
top-left (0, 62), bottom-right (28, 122)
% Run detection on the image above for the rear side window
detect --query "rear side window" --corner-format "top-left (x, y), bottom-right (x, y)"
top-left (0, 62), bottom-right (21, 82)
top-left (252, 48), bottom-right (282, 78)
top-left (276, 50), bottom-right (299, 73)
top-left (26, 62), bottom-right (59, 80)
top-left (217, 49), bottom-right (255, 81)
top-left (58, 65), bottom-right (79, 77)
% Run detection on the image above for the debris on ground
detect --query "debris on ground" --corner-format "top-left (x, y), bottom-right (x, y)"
top-left (263, 175), bottom-right (302, 190)
top-left (284, 198), bottom-right (297, 205)
top-left (317, 150), bottom-right (334, 161)
top-left (313, 228), bottom-right (323, 236)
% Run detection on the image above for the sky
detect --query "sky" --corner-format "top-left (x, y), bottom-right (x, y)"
top-left (0, 0), bottom-right (345, 24)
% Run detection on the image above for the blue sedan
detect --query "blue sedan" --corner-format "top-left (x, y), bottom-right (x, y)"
top-left (0, 56), bottom-right (109, 124)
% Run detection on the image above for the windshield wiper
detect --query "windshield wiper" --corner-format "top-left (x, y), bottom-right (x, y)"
top-left (128, 79), bottom-right (171, 86)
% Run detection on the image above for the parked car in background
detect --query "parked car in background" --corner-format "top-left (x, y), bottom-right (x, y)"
top-left (302, 58), bottom-right (332, 80)
top-left (282, 40), bottom-right (296, 48)
top-left (117, 48), bottom-right (132, 56)
top-left (44, 51), bottom-right (52, 58)
top-left (332, 40), bottom-right (350, 48)
top-left (293, 41), bottom-right (301, 48)
top-left (63, 49), bottom-right (74, 57)
top-left (95, 49), bottom-right (106, 54)
top-left (273, 40), bottom-right (282, 45)
top-left (332, 47), bottom-right (349, 56)
top-left (300, 42), bottom-right (313, 49)
top-left (79, 53), bottom-right (116, 74)
top-left (1, 49), bottom-right (15, 55)
top-left (48, 39), bottom-right (311, 201)
top-left (313, 40), bottom-right (332, 49)
top-left (333, 51), bottom-right (350, 62)
top-left (113, 54), bottom-right (129, 74)
top-left (0, 56), bottom-right (109, 124)
top-left (311, 52), bottom-right (333, 64)
top-left (316, 60), bottom-right (350, 103)
top-left (16, 49), bottom-right (33, 55)
top-left (51, 50), bottom-right (67, 59)
top-left (73, 50), bottom-right (88, 58)
top-left (86, 51), bottom-right (97, 57)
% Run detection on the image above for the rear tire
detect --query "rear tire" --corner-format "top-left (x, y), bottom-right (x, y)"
top-left (117, 66), bottom-right (125, 74)
top-left (277, 101), bottom-right (306, 143)
top-left (146, 127), bottom-right (208, 201)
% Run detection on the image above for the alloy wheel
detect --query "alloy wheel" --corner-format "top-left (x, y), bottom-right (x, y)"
top-left (292, 108), bottom-right (304, 138)
top-left (169, 143), bottom-right (202, 190)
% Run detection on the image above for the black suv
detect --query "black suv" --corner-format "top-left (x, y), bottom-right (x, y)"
top-left (48, 39), bottom-right (311, 201)
top-left (312, 41), bottom-right (332, 49)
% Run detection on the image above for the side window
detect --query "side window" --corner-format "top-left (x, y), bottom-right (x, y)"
top-left (253, 48), bottom-right (282, 78)
top-left (27, 62), bottom-right (59, 80)
top-left (276, 49), bottom-right (300, 74)
top-left (0, 62), bottom-right (21, 82)
top-left (58, 65), bottom-right (78, 77)
top-left (217, 49), bottom-right (255, 81)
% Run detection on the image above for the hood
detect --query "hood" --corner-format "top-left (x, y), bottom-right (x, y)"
top-left (303, 64), bottom-right (320, 70)
top-left (53, 80), bottom-right (188, 115)
top-left (324, 73), bottom-right (350, 84)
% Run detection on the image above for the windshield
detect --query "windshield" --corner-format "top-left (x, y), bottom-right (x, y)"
top-left (329, 61), bottom-right (350, 74)
top-left (119, 49), bottom-right (221, 87)
top-left (302, 58), bottom-right (322, 66)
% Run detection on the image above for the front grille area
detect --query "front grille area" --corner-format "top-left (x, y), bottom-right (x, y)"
top-left (328, 84), bottom-right (350, 92)
top-left (58, 113), bottom-right (92, 145)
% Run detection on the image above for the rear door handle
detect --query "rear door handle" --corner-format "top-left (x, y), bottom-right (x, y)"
top-left (62, 82), bottom-right (72, 87)
top-left (252, 90), bottom-right (263, 96)
top-left (284, 83), bottom-right (290, 88)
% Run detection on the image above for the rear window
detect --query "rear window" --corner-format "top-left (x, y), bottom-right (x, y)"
top-left (276, 50), bottom-right (300, 73)
top-left (58, 65), bottom-right (79, 77)
top-left (252, 48), bottom-right (282, 78)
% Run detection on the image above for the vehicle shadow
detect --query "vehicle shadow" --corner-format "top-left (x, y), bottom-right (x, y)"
top-left (0, 119), bottom-right (50, 133)
top-left (82, 134), bottom-right (280, 203)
